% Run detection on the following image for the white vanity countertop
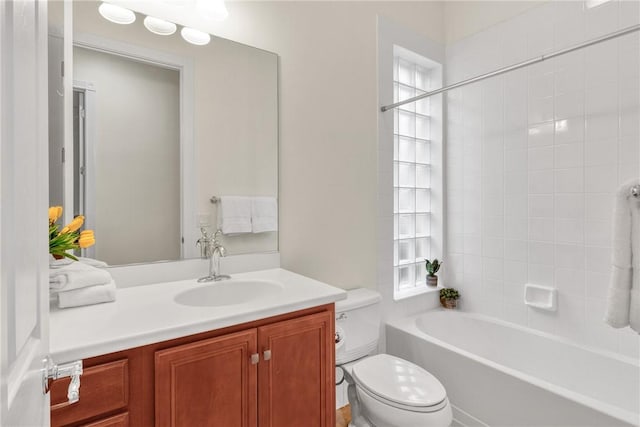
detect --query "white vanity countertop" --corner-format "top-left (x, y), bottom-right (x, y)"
top-left (50, 268), bottom-right (346, 362)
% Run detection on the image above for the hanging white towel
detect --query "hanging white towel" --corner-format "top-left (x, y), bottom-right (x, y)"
top-left (56, 280), bottom-right (117, 309)
top-left (251, 197), bottom-right (278, 233)
top-left (49, 261), bottom-right (113, 291)
top-left (217, 196), bottom-right (252, 234)
top-left (605, 179), bottom-right (640, 333)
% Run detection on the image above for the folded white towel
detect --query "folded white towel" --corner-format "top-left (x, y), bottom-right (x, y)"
top-left (605, 179), bottom-right (640, 333)
top-left (251, 197), bottom-right (278, 233)
top-left (56, 280), bottom-right (116, 309)
top-left (49, 261), bottom-right (112, 291)
top-left (217, 196), bottom-right (252, 234)
top-left (49, 255), bottom-right (109, 269)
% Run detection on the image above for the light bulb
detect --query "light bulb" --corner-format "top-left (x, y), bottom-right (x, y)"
top-left (98, 2), bottom-right (136, 25)
top-left (144, 16), bottom-right (177, 36)
top-left (181, 27), bottom-right (211, 46)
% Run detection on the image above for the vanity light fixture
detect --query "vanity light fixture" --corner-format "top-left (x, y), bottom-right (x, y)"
top-left (98, 2), bottom-right (136, 25)
top-left (181, 27), bottom-right (211, 46)
top-left (143, 16), bottom-right (177, 36)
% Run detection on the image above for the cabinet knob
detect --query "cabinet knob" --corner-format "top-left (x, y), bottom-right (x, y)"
top-left (250, 353), bottom-right (260, 365)
top-left (263, 350), bottom-right (272, 361)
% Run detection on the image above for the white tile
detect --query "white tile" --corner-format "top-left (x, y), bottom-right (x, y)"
top-left (586, 113), bottom-right (619, 141)
top-left (483, 257), bottom-right (504, 281)
top-left (529, 262), bottom-right (555, 287)
top-left (585, 84), bottom-right (618, 116)
top-left (585, 193), bottom-right (614, 221)
top-left (506, 195), bottom-right (527, 217)
top-left (529, 97), bottom-right (554, 124)
top-left (529, 217), bottom-right (555, 241)
top-left (528, 306), bottom-right (558, 334)
top-left (619, 160), bottom-right (640, 183)
top-left (463, 235), bottom-right (482, 256)
top-left (555, 267), bottom-right (586, 296)
top-left (529, 194), bottom-right (554, 218)
top-left (505, 129), bottom-right (528, 150)
top-left (503, 302), bottom-right (528, 326)
top-left (585, 221), bottom-right (613, 246)
top-left (555, 218), bottom-right (585, 244)
top-left (585, 165), bottom-right (618, 193)
top-left (555, 294), bottom-right (586, 342)
top-left (555, 243), bottom-right (585, 269)
top-left (585, 139), bottom-right (618, 167)
top-left (483, 217), bottom-right (504, 238)
top-left (555, 194), bottom-right (585, 219)
top-left (504, 239), bottom-right (528, 262)
top-left (528, 170), bottom-right (554, 194)
top-left (529, 71), bottom-right (554, 99)
top-left (505, 149), bottom-right (527, 174)
top-left (528, 146), bottom-right (554, 170)
top-left (585, 0), bottom-right (619, 39)
top-left (585, 246), bottom-right (611, 272)
top-left (554, 143), bottom-right (584, 169)
top-left (506, 216), bottom-right (528, 240)
top-left (555, 91), bottom-right (585, 120)
top-left (526, 3), bottom-right (555, 57)
top-left (529, 241), bottom-right (555, 265)
top-left (619, 108), bottom-right (639, 138)
top-left (554, 1), bottom-right (586, 50)
top-left (505, 173), bottom-right (527, 195)
top-left (585, 271), bottom-right (609, 300)
top-left (554, 117), bottom-right (585, 145)
top-left (555, 168), bottom-right (585, 193)
top-left (620, 79), bottom-right (640, 111)
top-left (528, 122), bottom-right (554, 148)
top-left (619, 0), bottom-right (640, 27)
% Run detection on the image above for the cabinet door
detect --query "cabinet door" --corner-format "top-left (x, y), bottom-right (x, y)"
top-left (155, 329), bottom-right (257, 427)
top-left (258, 311), bottom-right (335, 427)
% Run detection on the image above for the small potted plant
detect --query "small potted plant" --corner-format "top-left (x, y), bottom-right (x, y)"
top-left (425, 258), bottom-right (442, 287)
top-left (439, 288), bottom-right (460, 309)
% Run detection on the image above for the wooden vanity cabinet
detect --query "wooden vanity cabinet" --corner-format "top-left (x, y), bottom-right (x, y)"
top-left (50, 304), bottom-right (335, 427)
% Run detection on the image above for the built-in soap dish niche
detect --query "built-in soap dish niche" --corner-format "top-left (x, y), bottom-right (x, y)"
top-left (524, 284), bottom-right (557, 312)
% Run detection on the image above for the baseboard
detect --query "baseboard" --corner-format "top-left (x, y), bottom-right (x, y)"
top-left (452, 404), bottom-right (490, 427)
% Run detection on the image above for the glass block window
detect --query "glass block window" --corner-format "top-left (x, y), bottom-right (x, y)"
top-left (393, 55), bottom-right (432, 297)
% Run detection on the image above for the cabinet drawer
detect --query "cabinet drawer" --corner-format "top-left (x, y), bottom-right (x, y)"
top-left (83, 412), bottom-right (129, 427)
top-left (51, 359), bottom-right (129, 427)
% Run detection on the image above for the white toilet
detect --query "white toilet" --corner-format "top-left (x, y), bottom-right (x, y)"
top-left (336, 288), bottom-right (452, 427)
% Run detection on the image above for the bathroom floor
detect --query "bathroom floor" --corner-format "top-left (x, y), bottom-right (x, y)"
top-left (336, 405), bottom-right (351, 427)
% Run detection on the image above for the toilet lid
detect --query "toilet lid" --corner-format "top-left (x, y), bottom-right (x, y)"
top-left (351, 354), bottom-right (447, 408)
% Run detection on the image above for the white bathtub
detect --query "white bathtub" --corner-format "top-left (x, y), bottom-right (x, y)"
top-left (386, 310), bottom-right (639, 427)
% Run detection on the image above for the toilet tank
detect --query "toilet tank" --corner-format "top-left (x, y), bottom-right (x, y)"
top-left (335, 288), bottom-right (381, 365)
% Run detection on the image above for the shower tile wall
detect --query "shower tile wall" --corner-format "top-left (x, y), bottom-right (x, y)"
top-left (445, 0), bottom-right (640, 357)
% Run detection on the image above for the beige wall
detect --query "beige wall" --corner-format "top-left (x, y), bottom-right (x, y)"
top-left (444, 1), bottom-right (548, 43)
top-left (74, 47), bottom-right (181, 265)
top-left (111, 0), bottom-right (445, 289)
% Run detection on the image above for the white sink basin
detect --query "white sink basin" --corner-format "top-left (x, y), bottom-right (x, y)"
top-left (174, 279), bottom-right (285, 307)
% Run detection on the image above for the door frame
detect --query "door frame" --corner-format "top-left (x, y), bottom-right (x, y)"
top-left (72, 32), bottom-right (197, 259)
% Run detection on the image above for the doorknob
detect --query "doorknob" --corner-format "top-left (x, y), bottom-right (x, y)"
top-left (42, 356), bottom-right (83, 404)
top-left (263, 350), bottom-right (272, 361)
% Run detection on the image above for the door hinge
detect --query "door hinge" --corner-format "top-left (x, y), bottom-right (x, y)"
top-left (61, 61), bottom-right (64, 78)
top-left (61, 147), bottom-right (65, 163)
top-left (42, 356), bottom-right (83, 404)
top-left (79, 106), bottom-right (85, 119)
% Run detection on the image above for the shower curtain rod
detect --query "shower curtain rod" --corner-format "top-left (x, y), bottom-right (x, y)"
top-left (380, 24), bottom-right (640, 112)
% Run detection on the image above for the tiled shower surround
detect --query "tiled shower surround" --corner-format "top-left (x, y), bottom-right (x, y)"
top-left (444, 0), bottom-right (640, 357)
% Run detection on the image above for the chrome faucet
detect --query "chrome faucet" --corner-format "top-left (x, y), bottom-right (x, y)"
top-left (196, 228), bottom-right (231, 282)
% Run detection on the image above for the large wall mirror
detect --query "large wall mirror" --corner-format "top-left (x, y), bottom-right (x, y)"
top-left (48, 1), bottom-right (278, 266)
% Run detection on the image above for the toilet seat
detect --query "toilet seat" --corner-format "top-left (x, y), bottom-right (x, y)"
top-left (351, 354), bottom-right (448, 413)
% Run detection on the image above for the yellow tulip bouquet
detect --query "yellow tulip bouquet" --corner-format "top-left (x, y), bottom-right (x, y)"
top-left (49, 206), bottom-right (95, 260)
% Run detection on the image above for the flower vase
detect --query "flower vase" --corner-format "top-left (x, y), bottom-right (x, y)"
top-left (426, 275), bottom-right (438, 287)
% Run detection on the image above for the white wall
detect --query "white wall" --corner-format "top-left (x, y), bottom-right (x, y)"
top-left (445, 0), bottom-right (640, 357)
top-left (74, 47), bottom-right (181, 265)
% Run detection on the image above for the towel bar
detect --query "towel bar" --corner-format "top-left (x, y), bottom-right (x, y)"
top-left (631, 185), bottom-right (640, 199)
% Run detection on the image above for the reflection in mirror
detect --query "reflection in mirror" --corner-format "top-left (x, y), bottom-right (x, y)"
top-left (48, 0), bottom-right (279, 266)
